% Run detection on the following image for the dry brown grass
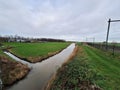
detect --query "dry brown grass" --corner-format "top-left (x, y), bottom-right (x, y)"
top-left (1, 56), bottom-right (30, 88)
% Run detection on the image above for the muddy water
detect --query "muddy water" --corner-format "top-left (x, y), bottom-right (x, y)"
top-left (5, 43), bottom-right (75, 90)
top-left (4, 52), bottom-right (32, 67)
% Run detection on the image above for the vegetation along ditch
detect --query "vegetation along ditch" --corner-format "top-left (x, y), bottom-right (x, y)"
top-left (49, 43), bottom-right (120, 90)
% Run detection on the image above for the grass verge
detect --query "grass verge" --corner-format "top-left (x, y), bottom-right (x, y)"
top-left (83, 45), bottom-right (120, 90)
top-left (50, 45), bottom-right (102, 90)
top-left (50, 44), bottom-right (120, 90)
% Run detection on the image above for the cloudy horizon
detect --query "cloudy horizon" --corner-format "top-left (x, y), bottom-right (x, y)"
top-left (0, 0), bottom-right (120, 42)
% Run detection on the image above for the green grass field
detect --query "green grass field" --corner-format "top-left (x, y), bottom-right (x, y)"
top-left (50, 44), bottom-right (120, 90)
top-left (0, 46), bottom-right (15, 61)
top-left (3, 42), bottom-right (70, 62)
top-left (84, 45), bottom-right (120, 90)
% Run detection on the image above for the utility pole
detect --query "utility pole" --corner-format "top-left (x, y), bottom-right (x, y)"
top-left (106, 18), bottom-right (111, 50)
top-left (106, 19), bottom-right (120, 50)
top-left (86, 37), bottom-right (88, 42)
top-left (93, 37), bottom-right (95, 47)
top-left (106, 18), bottom-right (120, 50)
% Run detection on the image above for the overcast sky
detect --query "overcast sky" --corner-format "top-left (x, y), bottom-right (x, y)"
top-left (0, 0), bottom-right (120, 42)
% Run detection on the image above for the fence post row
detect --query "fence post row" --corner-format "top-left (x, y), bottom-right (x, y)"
top-left (0, 57), bottom-right (2, 90)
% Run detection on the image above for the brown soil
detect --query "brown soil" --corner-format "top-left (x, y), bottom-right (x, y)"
top-left (0, 56), bottom-right (30, 88)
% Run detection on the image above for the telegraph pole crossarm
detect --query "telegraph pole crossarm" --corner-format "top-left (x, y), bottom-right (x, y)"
top-left (110, 20), bottom-right (120, 22)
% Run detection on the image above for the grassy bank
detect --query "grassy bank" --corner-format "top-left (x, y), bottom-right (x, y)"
top-left (50, 44), bottom-right (120, 90)
top-left (83, 45), bottom-right (120, 89)
top-left (0, 47), bottom-right (30, 88)
top-left (50, 45), bottom-right (102, 90)
top-left (3, 42), bottom-right (70, 63)
top-left (0, 47), bottom-right (15, 62)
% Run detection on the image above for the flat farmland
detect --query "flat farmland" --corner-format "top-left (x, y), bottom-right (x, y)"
top-left (3, 42), bottom-right (70, 63)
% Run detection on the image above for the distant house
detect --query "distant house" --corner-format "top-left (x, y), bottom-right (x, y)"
top-left (8, 38), bottom-right (15, 42)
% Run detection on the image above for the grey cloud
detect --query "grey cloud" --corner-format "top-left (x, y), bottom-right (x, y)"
top-left (0, 0), bottom-right (120, 42)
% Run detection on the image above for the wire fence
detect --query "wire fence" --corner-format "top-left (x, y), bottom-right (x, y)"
top-left (0, 79), bottom-right (2, 90)
top-left (0, 57), bottom-right (3, 90)
top-left (86, 42), bottom-right (120, 55)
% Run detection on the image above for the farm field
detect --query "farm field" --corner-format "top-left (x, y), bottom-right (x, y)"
top-left (50, 44), bottom-right (120, 90)
top-left (1, 42), bottom-right (70, 89)
top-left (108, 43), bottom-right (120, 46)
top-left (3, 42), bottom-right (70, 63)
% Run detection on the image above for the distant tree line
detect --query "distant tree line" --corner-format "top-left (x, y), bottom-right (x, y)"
top-left (38, 38), bottom-right (65, 42)
top-left (0, 36), bottom-right (9, 42)
top-left (0, 35), bottom-right (65, 43)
